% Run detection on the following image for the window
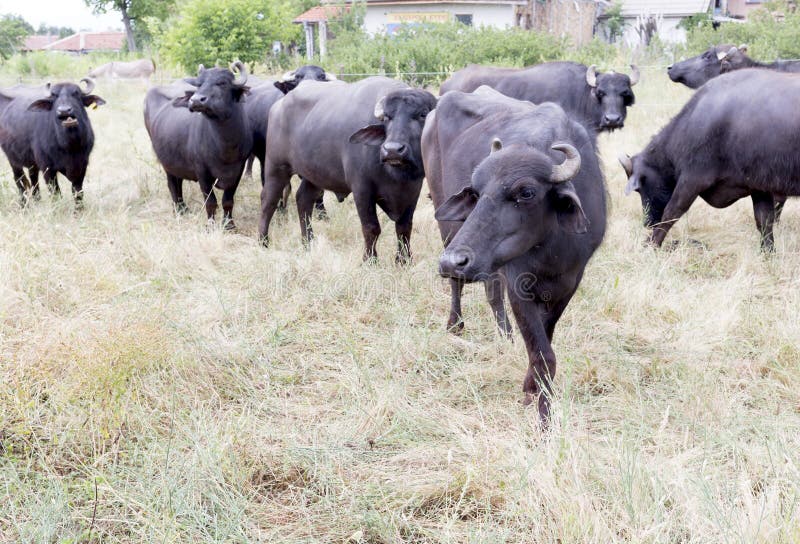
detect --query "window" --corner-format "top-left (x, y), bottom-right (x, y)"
top-left (455, 14), bottom-right (473, 26)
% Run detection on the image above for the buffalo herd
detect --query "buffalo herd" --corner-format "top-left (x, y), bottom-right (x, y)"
top-left (1, 44), bottom-right (797, 424)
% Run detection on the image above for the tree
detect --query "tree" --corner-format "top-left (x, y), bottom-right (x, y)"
top-left (36, 23), bottom-right (75, 39)
top-left (159, 0), bottom-right (301, 72)
top-left (0, 14), bottom-right (33, 60)
top-left (84, 0), bottom-right (174, 52)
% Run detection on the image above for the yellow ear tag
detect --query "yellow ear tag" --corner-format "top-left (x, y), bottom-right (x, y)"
top-left (90, 103), bottom-right (98, 110)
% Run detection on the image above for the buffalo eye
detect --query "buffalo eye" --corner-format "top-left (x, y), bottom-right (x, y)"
top-left (517, 187), bottom-right (535, 201)
top-left (595, 89), bottom-right (605, 99)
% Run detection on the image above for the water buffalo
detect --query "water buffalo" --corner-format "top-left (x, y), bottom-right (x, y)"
top-left (620, 69), bottom-right (800, 251)
top-left (144, 62), bottom-right (251, 229)
top-left (0, 78), bottom-right (105, 207)
top-left (667, 44), bottom-right (800, 89)
top-left (424, 87), bottom-right (606, 423)
top-left (259, 77), bottom-right (437, 262)
top-left (244, 65), bottom-right (337, 180)
top-left (440, 61), bottom-right (639, 133)
top-left (88, 59), bottom-right (156, 80)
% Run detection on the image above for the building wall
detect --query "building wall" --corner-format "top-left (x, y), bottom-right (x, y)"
top-left (363, 3), bottom-right (518, 34)
top-left (726, 0), bottom-right (767, 19)
top-left (621, 15), bottom-right (687, 45)
top-left (527, 0), bottom-right (597, 47)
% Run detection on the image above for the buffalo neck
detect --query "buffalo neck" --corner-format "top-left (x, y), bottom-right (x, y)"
top-left (200, 106), bottom-right (249, 162)
top-left (51, 115), bottom-right (93, 153)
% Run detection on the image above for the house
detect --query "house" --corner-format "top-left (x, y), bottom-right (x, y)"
top-left (723, 0), bottom-right (768, 19)
top-left (331, 0), bottom-right (526, 34)
top-left (598, 0), bottom-right (713, 45)
top-left (43, 32), bottom-right (126, 54)
top-left (22, 35), bottom-right (59, 52)
top-left (519, 1), bottom-right (603, 47)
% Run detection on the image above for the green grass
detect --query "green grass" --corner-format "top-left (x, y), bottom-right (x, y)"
top-left (1, 67), bottom-right (799, 543)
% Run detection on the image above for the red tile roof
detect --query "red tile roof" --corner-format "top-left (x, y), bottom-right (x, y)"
top-left (23, 35), bottom-right (59, 51)
top-left (294, 5), bottom-right (345, 23)
top-left (44, 32), bottom-right (126, 52)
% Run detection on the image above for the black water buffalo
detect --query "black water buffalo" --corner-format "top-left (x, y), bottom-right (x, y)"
top-left (259, 77), bottom-right (436, 262)
top-left (620, 69), bottom-right (800, 251)
top-left (144, 62), bottom-right (251, 228)
top-left (440, 61), bottom-right (639, 133)
top-left (243, 65), bottom-right (336, 180)
top-left (0, 78), bottom-right (105, 207)
top-left (668, 44), bottom-right (800, 89)
top-left (424, 87), bottom-right (606, 423)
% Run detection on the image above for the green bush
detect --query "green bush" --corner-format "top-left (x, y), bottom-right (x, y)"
top-left (1, 51), bottom-right (146, 81)
top-left (158, 0), bottom-right (301, 73)
top-left (321, 23), bottom-right (572, 85)
top-left (686, 1), bottom-right (800, 60)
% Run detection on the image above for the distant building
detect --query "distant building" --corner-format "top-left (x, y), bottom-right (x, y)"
top-left (42, 32), bottom-right (126, 54)
top-left (598, 0), bottom-right (713, 45)
top-left (22, 35), bottom-right (59, 52)
top-left (723, 0), bottom-right (768, 19)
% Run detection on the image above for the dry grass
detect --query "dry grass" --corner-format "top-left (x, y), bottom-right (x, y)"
top-left (1, 69), bottom-right (799, 543)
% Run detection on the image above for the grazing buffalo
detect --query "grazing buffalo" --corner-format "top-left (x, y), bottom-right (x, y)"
top-left (440, 61), bottom-right (639, 133)
top-left (424, 87), bottom-right (606, 423)
top-left (88, 59), bottom-right (156, 80)
top-left (620, 69), bottom-right (800, 251)
top-left (259, 77), bottom-right (436, 262)
top-left (0, 78), bottom-right (105, 207)
top-left (144, 62), bottom-right (251, 228)
top-left (668, 44), bottom-right (800, 89)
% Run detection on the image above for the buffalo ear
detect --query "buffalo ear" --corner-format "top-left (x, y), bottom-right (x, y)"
top-left (435, 186), bottom-right (479, 222)
top-left (82, 94), bottom-right (106, 108)
top-left (274, 80), bottom-right (294, 94)
top-left (28, 98), bottom-right (54, 112)
top-left (232, 85), bottom-right (250, 101)
top-left (172, 91), bottom-right (193, 108)
top-left (349, 123), bottom-right (386, 145)
top-left (552, 183), bottom-right (588, 234)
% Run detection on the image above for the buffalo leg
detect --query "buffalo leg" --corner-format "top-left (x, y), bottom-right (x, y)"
top-left (198, 177), bottom-right (217, 223)
top-left (221, 186), bottom-right (238, 231)
top-left (29, 166), bottom-right (40, 201)
top-left (650, 180), bottom-right (701, 247)
top-left (259, 163), bottom-right (291, 246)
top-left (11, 167), bottom-right (29, 204)
top-left (296, 178), bottom-right (323, 244)
top-left (447, 278), bottom-right (465, 334)
top-left (394, 206), bottom-right (415, 265)
top-left (314, 195), bottom-right (327, 219)
top-left (167, 174), bottom-right (187, 214)
top-left (71, 176), bottom-right (85, 210)
top-left (751, 191), bottom-right (776, 251)
top-left (44, 169), bottom-right (60, 197)
top-left (507, 288), bottom-right (556, 426)
top-left (485, 275), bottom-right (512, 337)
top-left (353, 189), bottom-right (381, 262)
top-left (774, 195), bottom-right (787, 224)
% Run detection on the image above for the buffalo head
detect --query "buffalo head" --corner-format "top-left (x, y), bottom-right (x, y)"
top-left (28, 78), bottom-right (105, 129)
top-left (619, 152), bottom-right (675, 228)
top-left (667, 44), bottom-right (748, 89)
top-left (585, 64), bottom-right (638, 130)
top-left (275, 65), bottom-right (336, 94)
top-left (437, 141), bottom-right (587, 282)
top-left (174, 61), bottom-right (249, 119)
top-left (349, 88), bottom-right (437, 178)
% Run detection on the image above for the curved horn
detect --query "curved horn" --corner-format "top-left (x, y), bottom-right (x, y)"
top-left (374, 96), bottom-right (386, 120)
top-left (45, 82), bottom-right (51, 92)
top-left (230, 60), bottom-right (248, 86)
top-left (618, 153), bottom-right (633, 177)
top-left (325, 72), bottom-right (338, 81)
top-left (490, 137), bottom-right (503, 153)
top-left (79, 77), bottom-right (95, 95)
top-left (738, 43), bottom-right (748, 53)
top-left (549, 143), bottom-right (581, 183)
top-left (629, 64), bottom-right (640, 86)
top-left (586, 65), bottom-right (598, 87)
top-left (717, 47), bottom-right (738, 61)
top-left (280, 70), bottom-right (296, 82)
top-left (197, 64), bottom-right (206, 74)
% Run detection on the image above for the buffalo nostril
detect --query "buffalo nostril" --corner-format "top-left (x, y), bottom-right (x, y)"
top-left (382, 142), bottom-right (406, 154)
top-left (454, 253), bottom-right (469, 267)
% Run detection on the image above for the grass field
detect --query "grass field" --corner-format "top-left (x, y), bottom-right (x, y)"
top-left (1, 68), bottom-right (799, 543)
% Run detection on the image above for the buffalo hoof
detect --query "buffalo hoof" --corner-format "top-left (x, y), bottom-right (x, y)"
top-left (174, 202), bottom-right (189, 215)
top-left (395, 253), bottom-right (412, 267)
top-left (314, 207), bottom-right (329, 221)
top-left (259, 235), bottom-right (270, 248)
top-left (446, 319), bottom-right (464, 335)
top-left (521, 392), bottom-right (535, 406)
top-left (223, 218), bottom-right (237, 231)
